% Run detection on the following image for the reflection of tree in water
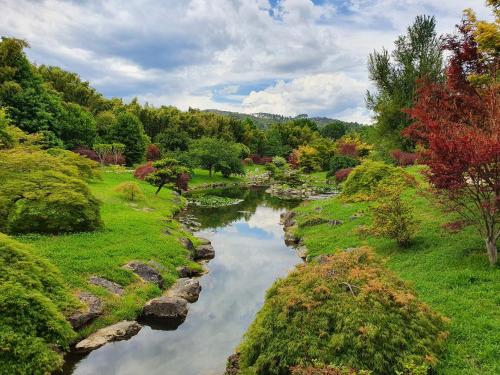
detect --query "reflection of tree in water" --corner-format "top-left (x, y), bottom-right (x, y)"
top-left (186, 187), bottom-right (300, 230)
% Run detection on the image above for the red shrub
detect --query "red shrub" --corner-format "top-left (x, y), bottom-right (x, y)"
top-left (134, 161), bottom-right (156, 180)
top-left (73, 146), bottom-right (99, 162)
top-left (390, 149), bottom-right (418, 166)
top-left (288, 149), bottom-right (300, 169)
top-left (250, 154), bottom-right (273, 165)
top-left (146, 144), bottom-right (161, 161)
top-left (104, 153), bottom-right (125, 165)
top-left (335, 167), bottom-right (353, 182)
top-left (175, 172), bottom-right (191, 192)
top-left (338, 142), bottom-right (358, 157)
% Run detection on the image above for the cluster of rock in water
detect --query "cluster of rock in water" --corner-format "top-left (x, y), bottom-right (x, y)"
top-left (69, 234), bottom-right (215, 353)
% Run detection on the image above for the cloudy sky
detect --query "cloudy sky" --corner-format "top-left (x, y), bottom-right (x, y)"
top-left (0, 0), bottom-right (492, 123)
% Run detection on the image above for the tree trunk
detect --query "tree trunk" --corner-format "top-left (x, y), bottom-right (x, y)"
top-left (485, 237), bottom-right (497, 265)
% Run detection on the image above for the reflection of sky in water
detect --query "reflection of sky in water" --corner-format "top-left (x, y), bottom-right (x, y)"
top-left (67, 205), bottom-right (300, 375)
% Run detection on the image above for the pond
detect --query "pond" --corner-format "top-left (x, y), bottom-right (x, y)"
top-left (64, 187), bottom-right (302, 375)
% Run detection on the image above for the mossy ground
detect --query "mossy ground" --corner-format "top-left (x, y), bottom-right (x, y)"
top-left (291, 166), bottom-right (499, 374)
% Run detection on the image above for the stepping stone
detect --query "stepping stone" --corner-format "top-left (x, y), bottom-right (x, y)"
top-left (69, 291), bottom-right (103, 329)
top-left (123, 261), bottom-right (163, 288)
top-left (75, 320), bottom-right (141, 353)
top-left (89, 276), bottom-right (124, 296)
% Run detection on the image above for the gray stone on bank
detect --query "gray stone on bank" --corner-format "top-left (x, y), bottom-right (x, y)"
top-left (69, 291), bottom-right (103, 329)
top-left (123, 261), bottom-right (163, 288)
top-left (166, 278), bottom-right (201, 303)
top-left (194, 244), bottom-right (215, 260)
top-left (142, 296), bottom-right (189, 323)
top-left (74, 320), bottom-right (142, 353)
top-left (89, 276), bottom-right (124, 296)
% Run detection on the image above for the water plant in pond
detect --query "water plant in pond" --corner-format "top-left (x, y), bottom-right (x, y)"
top-left (190, 194), bottom-right (243, 207)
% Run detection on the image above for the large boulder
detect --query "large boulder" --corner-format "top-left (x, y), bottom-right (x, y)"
top-left (74, 321), bottom-right (141, 353)
top-left (194, 244), bottom-right (215, 260)
top-left (69, 292), bottom-right (103, 329)
top-left (166, 278), bottom-right (201, 303)
top-left (142, 296), bottom-right (188, 327)
top-left (89, 276), bottom-right (124, 296)
top-left (176, 265), bottom-right (203, 278)
top-left (123, 261), bottom-right (163, 288)
top-left (280, 211), bottom-right (296, 228)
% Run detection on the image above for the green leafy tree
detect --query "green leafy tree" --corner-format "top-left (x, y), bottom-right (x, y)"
top-left (0, 108), bottom-right (15, 149)
top-left (110, 112), bottom-right (148, 165)
top-left (320, 121), bottom-right (347, 140)
top-left (190, 137), bottom-right (244, 177)
top-left (0, 38), bottom-right (65, 138)
top-left (111, 143), bottom-right (125, 164)
top-left (95, 110), bottom-right (117, 141)
top-left (367, 15), bottom-right (443, 151)
top-left (59, 102), bottom-right (97, 149)
top-left (93, 143), bottom-right (113, 166)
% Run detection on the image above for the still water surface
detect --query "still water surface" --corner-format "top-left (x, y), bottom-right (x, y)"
top-left (65, 188), bottom-right (301, 375)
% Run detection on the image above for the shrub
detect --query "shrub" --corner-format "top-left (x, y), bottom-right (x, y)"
top-left (327, 156), bottom-right (360, 177)
top-left (0, 148), bottom-right (102, 234)
top-left (335, 167), bottom-right (353, 183)
top-left (271, 156), bottom-right (288, 168)
top-left (297, 145), bottom-right (322, 172)
top-left (146, 144), bottom-right (161, 161)
top-left (73, 146), bottom-right (99, 162)
top-left (114, 182), bottom-right (144, 201)
top-left (0, 233), bottom-right (76, 374)
top-left (134, 161), bottom-right (156, 180)
top-left (390, 149), bottom-right (418, 166)
top-left (369, 185), bottom-right (418, 247)
top-left (237, 247), bottom-right (448, 375)
top-left (250, 154), bottom-right (273, 165)
top-left (342, 160), bottom-right (408, 201)
top-left (243, 157), bottom-right (254, 166)
top-left (288, 149), bottom-right (300, 169)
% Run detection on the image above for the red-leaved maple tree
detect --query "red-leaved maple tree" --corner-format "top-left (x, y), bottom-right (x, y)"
top-left (404, 17), bottom-right (499, 265)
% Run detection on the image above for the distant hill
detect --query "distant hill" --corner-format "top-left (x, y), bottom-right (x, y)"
top-left (203, 109), bottom-right (363, 129)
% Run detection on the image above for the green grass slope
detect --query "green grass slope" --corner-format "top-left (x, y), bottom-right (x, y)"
top-left (291, 166), bottom-right (499, 374)
top-left (16, 168), bottom-right (198, 338)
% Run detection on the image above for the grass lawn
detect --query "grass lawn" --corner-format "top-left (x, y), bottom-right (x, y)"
top-left (16, 167), bottom-right (199, 338)
top-left (292, 166), bottom-right (500, 374)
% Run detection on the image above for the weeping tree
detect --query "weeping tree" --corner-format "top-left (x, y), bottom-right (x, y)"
top-left (367, 15), bottom-right (444, 152)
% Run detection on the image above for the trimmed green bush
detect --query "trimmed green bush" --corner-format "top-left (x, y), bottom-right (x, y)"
top-left (342, 160), bottom-right (410, 201)
top-left (0, 233), bottom-right (76, 374)
top-left (327, 155), bottom-right (360, 177)
top-left (0, 147), bottom-right (102, 234)
top-left (237, 247), bottom-right (448, 375)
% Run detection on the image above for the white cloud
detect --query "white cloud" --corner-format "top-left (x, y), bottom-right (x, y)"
top-left (0, 0), bottom-right (492, 121)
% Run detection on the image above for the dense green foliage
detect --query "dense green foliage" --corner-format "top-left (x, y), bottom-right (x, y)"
top-left (0, 233), bottom-right (76, 375)
top-left (0, 147), bottom-right (102, 234)
top-left (342, 160), bottom-right (407, 201)
top-left (189, 137), bottom-right (245, 178)
top-left (114, 181), bottom-right (144, 201)
top-left (110, 112), bottom-right (148, 165)
top-left (327, 156), bottom-right (360, 177)
top-left (238, 247), bottom-right (448, 375)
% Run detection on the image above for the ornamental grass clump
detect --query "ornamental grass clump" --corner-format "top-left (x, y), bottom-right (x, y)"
top-left (237, 247), bottom-right (448, 375)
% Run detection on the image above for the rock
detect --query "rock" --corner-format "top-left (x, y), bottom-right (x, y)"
top-left (196, 237), bottom-right (211, 245)
top-left (284, 227), bottom-right (300, 246)
top-left (176, 266), bottom-right (203, 278)
top-left (329, 219), bottom-right (343, 226)
top-left (142, 296), bottom-right (188, 327)
top-left (296, 246), bottom-right (308, 260)
top-left (194, 244), bottom-right (215, 260)
top-left (314, 207), bottom-right (323, 212)
top-left (166, 278), bottom-right (201, 303)
top-left (75, 321), bottom-right (141, 353)
top-left (179, 237), bottom-right (194, 251)
top-left (69, 292), bottom-right (103, 329)
top-left (123, 261), bottom-right (163, 288)
top-left (89, 276), bottom-right (124, 296)
top-left (300, 216), bottom-right (329, 227)
top-left (225, 353), bottom-right (241, 375)
top-left (280, 211), bottom-right (296, 227)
